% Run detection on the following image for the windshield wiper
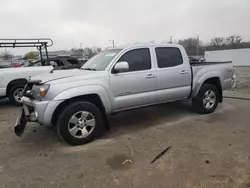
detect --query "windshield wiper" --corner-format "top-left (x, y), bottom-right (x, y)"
top-left (81, 68), bottom-right (97, 71)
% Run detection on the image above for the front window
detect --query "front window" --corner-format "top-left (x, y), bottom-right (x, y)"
top-left (81, 49), bottom-right (121, 71)
top-left (115, 48), bottom-right (151, 72)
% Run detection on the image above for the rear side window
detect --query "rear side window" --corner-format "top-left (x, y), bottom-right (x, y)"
top-left (68, 59), bottom-right (79, 65)
top-left (155, 47), bottom-right (183, 68)
top-left (117, 48), bottom-right (151, 72)
top-left (54, 60), bottom-right (64, 66)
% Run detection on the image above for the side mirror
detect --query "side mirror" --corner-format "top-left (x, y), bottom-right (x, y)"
top-left (114, 61), bottom-right (129, 73)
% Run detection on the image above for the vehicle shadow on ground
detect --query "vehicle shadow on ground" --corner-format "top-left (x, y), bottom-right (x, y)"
top-left (13, 100), bottom-right (195, 148)
top-left (107, 100), bottom-right (194, 138)
top-left (0, 99), bottom-right (14, 109)
top-left (14, 125), bottom-right (62, 148)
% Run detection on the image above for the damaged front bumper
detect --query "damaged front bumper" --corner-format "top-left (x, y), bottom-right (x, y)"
top-left (14, 96), bottom-right (49, 136)
top-left (14, 96), bottom-right (63, 136)
top-left (14, 104), bottom-right (38, 136)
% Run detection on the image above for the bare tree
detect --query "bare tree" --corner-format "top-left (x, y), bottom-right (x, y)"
top-left (210, 37), bottom-right (226, 46)
top-left (0, 51), bottom-right (13, 60)
top-left (207, 35), bottom-right (249, 51)
top-left (70, 47), bottom-right (101, 59)
top-left (178, 38), bottom-right (204, 56)
top-left (226, 35), bottom-right (242, 45)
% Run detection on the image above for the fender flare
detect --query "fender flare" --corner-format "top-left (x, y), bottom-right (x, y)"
top-left (53, 84), bottom-right (112, 113)
top-left (192, 71), bottom-right (223, 98)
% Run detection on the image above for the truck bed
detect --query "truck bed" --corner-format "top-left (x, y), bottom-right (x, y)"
top-left (191, 61), bottom-right (234, 95)
top-left (190, 61), bottom-right (232, 66)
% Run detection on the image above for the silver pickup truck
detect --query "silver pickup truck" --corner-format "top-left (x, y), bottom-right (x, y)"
top-left (15, 44), bottom-right (235, 145)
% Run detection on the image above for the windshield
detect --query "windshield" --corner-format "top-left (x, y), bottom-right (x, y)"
top-left (21, 61), bottom-right (31, 67)
top-left (28, 60), bottom-right (41, 67)
top-left (81, 49), bottom-right (121, 71)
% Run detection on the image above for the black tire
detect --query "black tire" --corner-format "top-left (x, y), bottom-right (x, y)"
top-left (192, 83), bottom-right (219, 114)
top-left (56, 101), bottom-right (105, 146)
top-left (8, 84), bottom-right (25, 105)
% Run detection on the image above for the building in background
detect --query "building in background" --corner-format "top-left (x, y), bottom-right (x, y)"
top-left (35, 50), bottom-right (71, 59)
top-left (35, 50), bottom-right (88, 60)
top-left (205, 48), bottom-right (250, 66)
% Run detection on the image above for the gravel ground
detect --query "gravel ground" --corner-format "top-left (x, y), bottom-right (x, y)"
top-left (0, 67), bottom-right (250, 188)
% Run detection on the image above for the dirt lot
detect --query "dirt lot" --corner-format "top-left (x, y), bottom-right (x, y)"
top-left (0, 67), bottom-right (250, 188)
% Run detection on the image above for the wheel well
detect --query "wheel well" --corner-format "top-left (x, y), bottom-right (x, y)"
top-left (204, 77), bottom-right (222, 102)
top-left (6, 79), bottom-right (27, 96)
top-left (52, 94), bottom-right (109, 128)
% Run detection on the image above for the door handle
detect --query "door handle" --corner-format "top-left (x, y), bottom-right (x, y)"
top-left (180, 70), bottom-right (188, 74)
top-left (146, 74), bottom-right (155, 79)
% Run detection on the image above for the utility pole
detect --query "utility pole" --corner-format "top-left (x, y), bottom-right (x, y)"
top-left (197, 35), bottom-right (199, 56)
top-left (110, 40), bottom-right (115, 47)
top-left (170, 36), bottom-right (173, 44)
top-left (80, 43), bottom-right (82, 49)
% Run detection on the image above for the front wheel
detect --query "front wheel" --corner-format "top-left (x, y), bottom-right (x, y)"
top-left (56, 101), bottom-right (105, 145)
top-left (192, 84), bottom-right (219, 114)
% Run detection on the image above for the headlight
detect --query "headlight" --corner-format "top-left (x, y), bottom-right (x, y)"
top-left (32, 84), bottom-right (50, 100)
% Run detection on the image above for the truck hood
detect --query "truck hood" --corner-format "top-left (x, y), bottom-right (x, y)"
top-left (0, 66), bottom-right (53, 73)
top-left (31, 69), bottom-right (108, 84)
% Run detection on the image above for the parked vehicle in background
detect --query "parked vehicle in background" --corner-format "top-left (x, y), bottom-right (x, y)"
top-left (16, 44), bottom-right (235, 145)
top-left (0, 38), bottom-right (58, 104)
top-left (11, 62), bottom-right (22, 68)
top-left (199, 57), bottom-right (206, 62)
top-left (8, 60), bottom-right (30, 68)
top-left (10, 60), bottom-right (26, 68)
top-left (0, 66), bottom-right (54, 104)
top-left (189, 56), bottom-right (199, 63)
top-left (20, 61), bottom-right (31, 67)
top-left (0, 61), bottom-right (12, 68)
top-left (0, 56), bottom-right (84, 104)
top-left (189, 56), bottom-right (205, 63)
top-left (78, 58), bottom-right (88, 65)
top-left (0, 65), bottom-right (9, 69)
top-left (27, 56), bottom-right (83, 69)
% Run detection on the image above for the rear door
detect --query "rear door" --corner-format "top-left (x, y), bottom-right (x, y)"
top-left (155, 47), bottom-right (191, 102)
top-left (109, 48), bottom-right (157, 111)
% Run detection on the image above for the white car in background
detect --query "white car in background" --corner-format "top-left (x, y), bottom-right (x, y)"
top-left (0, 56), bottom-right (84, 104)
top-left (0, 66), bottom-right (53, 104)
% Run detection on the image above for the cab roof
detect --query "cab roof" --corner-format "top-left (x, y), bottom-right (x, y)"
top-left (110, 43), bottom-right (183, 50)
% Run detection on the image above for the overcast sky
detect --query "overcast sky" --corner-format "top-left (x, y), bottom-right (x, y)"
top-left (0, 0), bottom-right (250, 55)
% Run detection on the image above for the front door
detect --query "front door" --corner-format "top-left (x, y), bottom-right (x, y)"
top-left (109, 48), bottom-right (157, 111)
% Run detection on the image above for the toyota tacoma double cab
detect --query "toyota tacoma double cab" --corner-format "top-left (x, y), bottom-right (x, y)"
top-left (15, 44), bottom-right (235, 145)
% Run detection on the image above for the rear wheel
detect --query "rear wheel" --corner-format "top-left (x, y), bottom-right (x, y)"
top-left (8, 84), bottom-right (25, 105)
top-left (192, 83), bottom-right (219, 114)
top-left (56, 101), bottom-right (105, 145)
